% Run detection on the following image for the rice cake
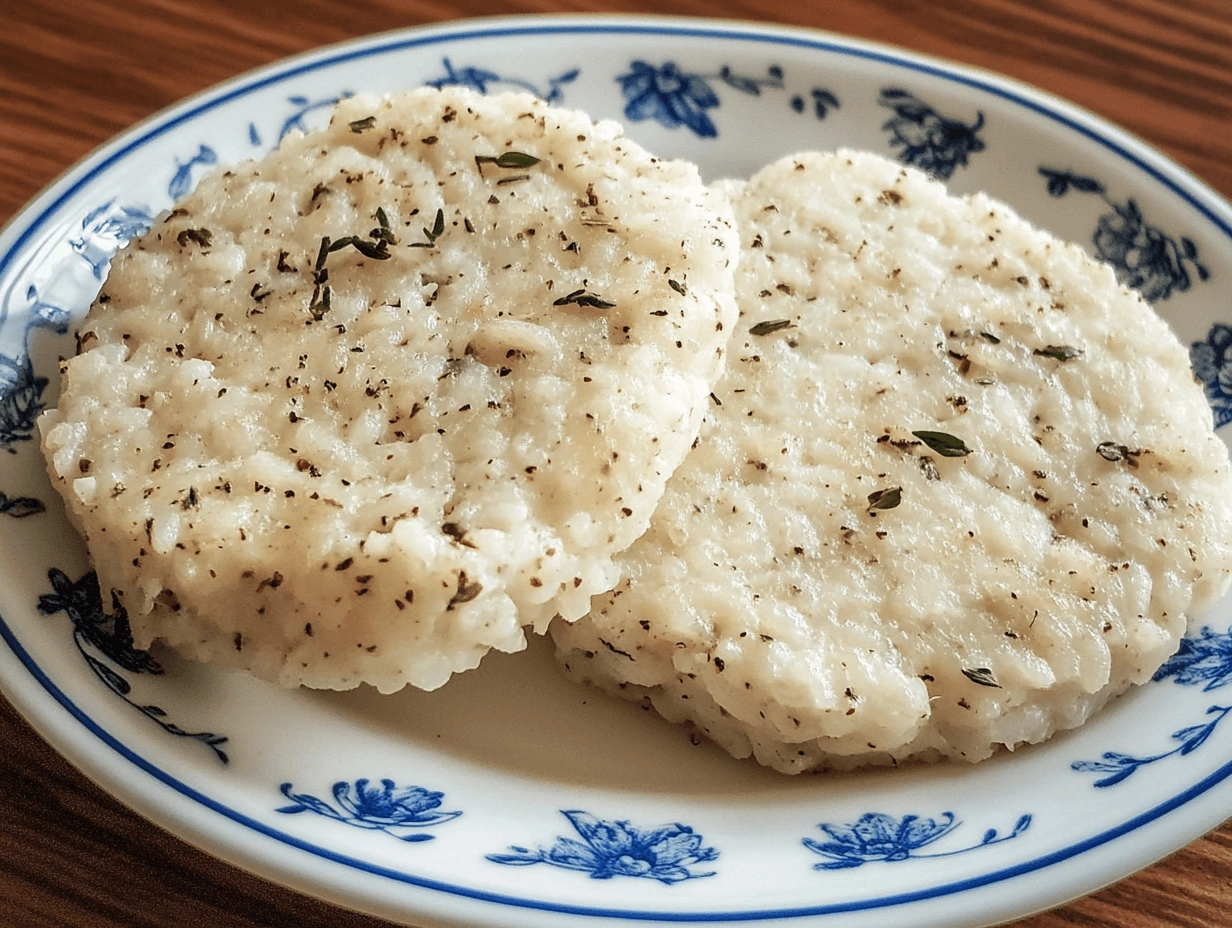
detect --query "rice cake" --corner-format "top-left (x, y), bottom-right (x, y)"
top-left (552, 149), bottom-right (1232, 772)
top-left (40, 87), bottom-right (738, 693)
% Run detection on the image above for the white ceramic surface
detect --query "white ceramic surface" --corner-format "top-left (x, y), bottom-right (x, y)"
top-left (2, 15), bottom-right (1232, 928)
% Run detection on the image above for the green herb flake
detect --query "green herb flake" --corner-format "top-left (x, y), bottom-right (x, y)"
top-left (553, 288), bottom-right (616, 309)
top-left (749, 319), bottom-right (793, 337)
top-left (349, 116), bottom-right (377, 133)
top-left (980, 331), bottom-right (1001, 344)
top-left (962, 667), bottom-right (1001, 688)
top-left (911, 430), bottom-right (972, 457)
top-left (495, 174), bottom-right (530, 186)
top-left (1034, 345), bottom-right (1084, 362)
top-left (476, 151), bottom-right (542, 170)
top-left (309, 286), bottom-right (332, 322)
top-left (866, 486), bottom-right (902, 511)
top-left (668, 279), bottom-right (688, 296)
top-left (1096, 441), bottom-right (1131, 462)
top-left (410, 209), bottom-right (446, 248)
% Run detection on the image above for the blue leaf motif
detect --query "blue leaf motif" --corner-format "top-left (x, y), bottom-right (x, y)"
top-left (424, 58), bottom-right (578, 104)
top-left (168, 145), bottom-right (218, 200)
top-left (1073, 629), bottom-right (1232, 786)
top-left (276, 778), bottom-right (460, 841)
top-left (487, 810), bottom-right (718, 883)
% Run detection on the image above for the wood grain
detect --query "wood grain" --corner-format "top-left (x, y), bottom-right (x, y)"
top-left (1, 1), bottom-right (1230, 926)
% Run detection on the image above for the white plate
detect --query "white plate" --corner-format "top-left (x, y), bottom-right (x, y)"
top-left (2, 15), bottom-right (1232, 928)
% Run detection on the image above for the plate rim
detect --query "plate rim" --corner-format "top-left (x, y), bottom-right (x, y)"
top-left (2, 13), bottom-right (1231, 927)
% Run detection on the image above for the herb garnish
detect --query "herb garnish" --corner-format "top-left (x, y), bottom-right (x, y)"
top-left (475, 151), bottom-right (542, 170)
top-left (749, 319), bottom-right (793, 336)
top-left (867, 486), bottom-right (902, 511)
top-left (1034, 345), bottom-right (1084, 362)
top-left (176, 228), bottom-right (212, 248)
top-left (553, 289), bottom-right (616, 309)
top-left (410, 209), bottom-right (445, 248)
top-left (348, 116), bottom-right (376, 133)
top-left (1095, 441), bottom-right (1142, 465)
top-left (962, 667), bottom-right (1001, 688)
top-left (668, 279), bottom-right (688, 296)
top-left (495, 174), bottom-right (530, 186)
top-left (980, 331), bottom-right (1001, 344)
top-left (912, 430), bottom-right (972, 457)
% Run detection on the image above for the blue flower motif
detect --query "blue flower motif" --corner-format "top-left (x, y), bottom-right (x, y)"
top-left (426, 57), bottom-right (578, 104)
top-left (1040, 167), bottom-right (1209, 304)
top-left (1073, 627), bottom-right (1232, 786)
top-left (487, 810), bottom-right (719, 883)
top-left (0, 355), bottom-right (48, 451)
top-left (879, 88), bottom-right (985, 180)
top-left (1189, 324), bottom-right (1232, 428)
top-left (37, 568), bottom-right (229, 763)
top-left (277, 778), bottom-right (461, 842)
top-left (618, 61), bottom-right (721, 138)
top-left (70, 201), bottom-right (153, 278)
top-left (1154, 626), bottom-right (1232, 690)
top-left (802, 812), bottom-right (1030, 870)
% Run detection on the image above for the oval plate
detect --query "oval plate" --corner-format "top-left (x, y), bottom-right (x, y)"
top-left (2, 15), bottom-right (1231, 928)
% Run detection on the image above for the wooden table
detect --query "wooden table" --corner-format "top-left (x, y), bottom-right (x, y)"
top-left (2, 1), bottom-right (1230, 925)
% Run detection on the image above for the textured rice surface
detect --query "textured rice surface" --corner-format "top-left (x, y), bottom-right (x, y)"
top-left (553, 150), bottom-right (1232, 772)
top-left (40, 87), bottom-right (738, 693)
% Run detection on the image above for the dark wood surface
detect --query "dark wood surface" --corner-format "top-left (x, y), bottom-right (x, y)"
top-left (2, 1), bottom-right (1231, 925)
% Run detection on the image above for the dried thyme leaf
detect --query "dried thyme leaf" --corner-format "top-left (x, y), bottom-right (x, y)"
top-left (962, 667), bottom-right (1001, 688)
top-left (309, 286), bottom-right (331, 321)
top-left (1034, 345), bottom-right (1084, 362)
top-left (668, 279), bottom-right (688, 296)
top-left (476, 151), bottom-right (541, 170)
top-left (749, 319), bottom-right (793, 336)
top-left (495, 174), bottom-right (530, 186)
top-left (866, 486), bottom-right (902, 511)
top-left (912, 430), bottom-right (972, 457)
top-left (1096, 441), bottom-right (1131, 462)
top-left (553, 289), bottom-right (616, 309)
top-left (176, 228), bottom-right (212, 248)
top-left (348, 116), bottom-right (377, 133)
top-left (980, 331), bottom-right (1001, 344)
top-left (409, 208), bottom-right (446, 248)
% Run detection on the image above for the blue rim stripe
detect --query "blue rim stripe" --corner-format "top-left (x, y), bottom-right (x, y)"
top-left (4, 18), bottom-right (1232, 923)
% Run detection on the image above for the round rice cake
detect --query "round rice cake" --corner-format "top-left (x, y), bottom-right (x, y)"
top-left (552, 149), bottom-right (1232, 773)
top-left (40, 87), bottom-right (738, 693)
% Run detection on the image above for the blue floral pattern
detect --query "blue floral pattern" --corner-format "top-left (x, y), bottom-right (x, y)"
top-left (1190, 324), bottom-right (1232, 428)
top-left (1039, 168), bottom-right (1209, 303)
top-left (1073, 627), bottom-right (1232, 786)
top-left (879, 88), bottom-right (985, 179)
top-left (0, 356), bottom-right (49, 452)
top-left (427, 57), bottom-right (578, 103)
top-left (618, 61), bottom-right (838, 138)
top-left (487, 810), bottom-right (719, 883)
top-left (276, 92), bottom-right (353, 143)
top-left (0, 491), bottom-right (43, 517)
top-left (37, 568), bottom-right (229, 764)
top-left (277, 778), bottom-right (461, 842)
top-left (803, 812), bottom-right (1030, 870)
top-left (168, 144), bottom-right (219, 200)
